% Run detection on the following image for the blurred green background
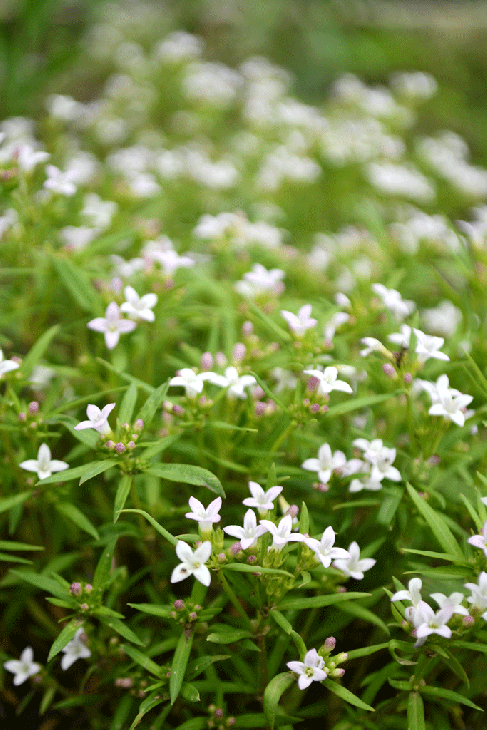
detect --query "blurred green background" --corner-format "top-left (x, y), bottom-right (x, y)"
top-left (2, 0), bottom-right (487, 164)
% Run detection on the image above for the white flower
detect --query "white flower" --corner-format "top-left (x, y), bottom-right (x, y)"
top-left (349, 475), bottom-right (383, 492)
top-left (0, 350), bottom-right (19, 377)
top-left (87, 302), bottom-right (136, 350)
top-left (4, 647), bottom-right (41, 685)
top-left (413, 328), bottom-right (449, 363)
top-left (324, 312), bottom-right (349, 341)
top-left (428, 390), bottom-right (473, 427)
top-left (430, 592), bottom-right (468, 616)
top-left (372, 283), bottom-right (415, 320)
top-left (20, 443), bottom-right (69, 480)
top-left (412, 600), bottom-right (454, 648)
top-left (171, 541), bottom-right (212, 586)
top-left (271, 367), bottom-right (298, 393)
top-left (43, 164), bottom-right (77, 196)
top-left (468, 522), bottom-right (487, 557)
top-left (304, 527), bottom-right (349, 568)
top-left (302, 444), bottom-right (346, 484)
top-left (234, 264), bottom-right (284, 297)
top-left (391, 577), bottom-right (423, 607)
top-left (281, 305), bottom-right (317, 336)
top-left (287, 648), bottom-right (327, 690)
top-left (360, 337), bottom-right (390, 358)
top-left (17, 143), bottom-right (50, 172)
top-left (465, 572), bottom-right (487, 610)
top-left (206, 366), bottom-right (256, 398)
top-left (74, 403), bottom-right (115, 435)
top-left (224, 509), bottom-right (267, 550)
top-left (303, 366), bottom-right (352, 395)
top-left (388, 324), bottom-right (412, 348)
top-left (186, 496), bottom-right (222, 534)
top-left (61, 628), bottom-right (91, 670)
top-left (169, 368), bottom-right (214, 398)
top-left (333, 542), bottom-right (375, 580)
top-left (259, 515), bottom-right (304, 550)
top-left (242, 481), bottom-right (283, 515)
top-left (120, 286), bottom-right (158, 322)
top-left (352, 438), bottom-right (401, 482)
top-left (150, 249), bottom-right (194, 276)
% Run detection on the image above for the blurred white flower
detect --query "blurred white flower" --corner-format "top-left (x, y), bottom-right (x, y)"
top-left (20, 443), bottom-right (69, 480)
top-left (61, 628), bottom-right (91, 670)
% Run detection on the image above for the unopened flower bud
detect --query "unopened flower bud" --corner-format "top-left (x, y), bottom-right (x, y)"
top-left (227, 718), bottom-right (236, 726)
top-left (80, 603), bottom-right (89, 610)
top-left (134, 419), bottom-right (144, 432)
top-left (201, 352), bottom-right (213, 370)
top-left (174, 599), bottom-right (184, 610)
top-left (335, 652), bottom-right (348, 663)
top-left (331, 667), bottom-right (345, 677)
top-left (232, 342), bottom-right (246, 363)
top-left (127, 440), bottom-right (136, 450)
top-left (404, 372), bottom-right (413, 385)
top-left (189, 612), bottom-right (198, 621)
top-left (115, 442), bottom-right (126, 454)
top-left (242, 321), bottom-right (253, 337)
top-left (255, 402), bottom-right (267, 416)
top-left (217, 552), bottom-right (226, 562)
top-left (247, 555), bottom-right (257, 564)
top-left (70, 582), bottom-right (82, 595)
top-left (18, 412), bottom-right (27, 421)
top-left (230, 542), bottom-right (242, 555)
top-left (85, 584), bottom-right (92, 593)
top-left (382, 363), bottom-right (396, 378)
top-left (324, 637), bottom-right (336, 650)
top-left (215, 352), bottom-right (227, 367)
top-left (28, 401), bottom-right (39, 415)
top-left (462, 615), bottom-right (475, 627)
top-left (215, 709), bottom-right (223, 719)
top-left (173, 404), bottom-right (184, 416)
top-left (307, 376), bottom-right (320, 392)
top-left (106, 440), bottom-right (115, 450)
top-left (253, 385), bottom-right (265, 399)
top-left (310, 403), bottom-right (320, 413)
top-left (115, 677), bottom-right (133, 688)
top-left (286, 505), bottom-right (299, 518)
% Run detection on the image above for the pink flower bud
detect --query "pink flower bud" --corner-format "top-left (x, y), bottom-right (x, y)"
top-left (173, 599), bottom-right (184, 610)
top-left (310, 403), bottom-right (320, 413)
top-left (134, 418), bottom-right (144, 431)
top-left (463, 615), bottom-right (475, 627)
top-left (404, 372), bottom-right (413, 384)
top-left (115, 442), bottom-right (126, 454)
top-left (70, 582), bottom-right (82, 595)
top-left (127, 440), bottom-right (136, 450)
top-left (215, 352), bottom-right (227, 368)
top-left (106, 440), bottom-right (115, 450)
top-left (242, 321), bottom-right (253, 337)
top-left (324, 636), bottom-right (336, 650)
top-left (230, 542), bottom-right (242, 555)
top-left (307, 376), bottom-right (320, 392)
top-left (286, 505), bottom-right (299, 518)
top-left (201, 352), bottom-right (213, 370)
top-left (232, 342), bottom-right (246, 363)
top-left (382, 363), bottom-right (396, 378)
top-left (18, 412), bottom-right (26, 421)
top-left (28, 401), bottom-right (39, 415)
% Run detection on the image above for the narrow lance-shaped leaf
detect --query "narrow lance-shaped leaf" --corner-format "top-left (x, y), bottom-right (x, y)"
top-left (114, 475), bottom-right (132, 522)
top-left (20, 325), bottom-right (59, 379)
top-left (137, 379), bottom-right (169, 426)
top-left (55, 502), bottom-right (99, 539)
top-left (47, 620), bottom-right (82, 662)
top-left (408, 690), bottom-right (425, 730)
top-left (118, 382), bottom-right (138, 425)
top-left (406, 483), bottom-right (463, 560)
top-left (170, 630), bottom-right (194, 705)
top-left (326, 680), bottom-right (374, 712)
top-left (263, 672), bottom-right (295, 730)
top-left (146, 464), bottom-right (225, 498)
top-left (92, 537), bottom-right (118, 593)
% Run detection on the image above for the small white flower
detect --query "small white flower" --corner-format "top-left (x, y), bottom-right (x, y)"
top-left (242, 481), bottom-right (283, 515)
top-left (372, 283), bottom-right (415, 319)
top-left (302, 444), bottom-right (346, 484)
top-left (61, 628), bottom-right (91, 670)
top-left (324, 312), bottom-right (349, 341)
top-left (120, 286), bottom-right (158, 322)
top-left (0, 350), bottom-right (19, 377)
top-left (206, 366), bottom-right (256, 398)
top-left (171, 541), bottom-right (212, 586)
top-left (186, 496), bottom-right (222, 534)
top-left (413, 328), bottom-right (449, 363)
top-left (349, 475), bottom-right (383, 492)
top-left (428, 390), bottom-right (473, 427)
top-left (4, 646), bottom-right (41, 685)
top-left (168, 368), bottom-right (215, 398)
top-left (391, 577), bottom-right (423, 607)
top-left (333, 541), bottom-right (375, 580)
top-left (281, 305), bottom-right (317, 336)
top-left (224, 509), bottom-right (267, 550)
top-left (259, 515), bottom-right (304, 550)
top-left (43, 164), bottom-right (77, 196)
top-left (20, 443), bottom-right (69, 480)
top-left (17, 143), bottom-right (50, 172)
top-left (304, 527), bottom-right (349, 568)
top-left (234, 264), bottom-right (284, 297)
top-left (468, 522), bottom-right (487, 557)
top-left (360, 337), bottom-right (390, 358)
top-left (430, 592), bottom-right (468, 616)
top-left (303, 366), bottom-right (352, 395)
top-left (287, 648), bottom-right (327, 690)
top-left (412, 600), bottom-right (454, 648)
top-left (87, 302), bottom-right (136, 350)
top-left (465, 572), bottom-right (487, 610)
top-left (74, 403), bottom-right (115, 435)
top-left (150, 249), bottom-right (194, 276)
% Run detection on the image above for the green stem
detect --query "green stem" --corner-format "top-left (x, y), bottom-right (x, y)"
top-left (218, 571), bottom-right (253, 631)
top-left (270, 422), bottom-right (294, 454)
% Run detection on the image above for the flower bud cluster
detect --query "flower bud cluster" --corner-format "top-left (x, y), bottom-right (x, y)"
top-left (317, 637), bottom-right (348, 678)
top-left (18, 401), bottom-right (42, 430)
top-left (207, 704), bottom-right (236, 729)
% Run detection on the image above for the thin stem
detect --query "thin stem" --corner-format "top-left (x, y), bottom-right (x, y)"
top-left (218, 571), bottom-right (253, 631)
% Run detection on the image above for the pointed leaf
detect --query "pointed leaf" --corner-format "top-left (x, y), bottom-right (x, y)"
top-left (420, 685), bottom-right (482, 710)
top-left (406, 483), bottom-right (463, 560)
top-left (20, 325), bottom-right (59, 378)
top-left (0, 492), bottom-right (30, 514)
top-left (137, 380), bottom-right (169, 426)
top-left (120, 509), bottom-right (177, 546)
top-left (408, 692), bottom-right (425, 730)
top-left (146, 464), bottom-right (225, 498)
top-left (98, 615), bottom-right (144, 646)
top-left (55, 502), bottom-right (99, 539)
top-left (10, 570), bottom-right (67, 600)
top-left (121, 643), bottom-right (162, 677)
top-left (326, 680), bottom-right (374, 711)
top-left (170, 630), bottom-right (194, 704)
top-left (92, 538), bottom-right (118, 592)
top-left (50, 256), bottom-right (101, 313)
top-left (263, 672), bottom-right (295, 730)
top-left (48, 620), bottom-right (82, 662)
top-left (114, 475), bottom-right (132, 522)
top-left (127, 603), bottom-right (172, 618)
top-left (119, 382), bottom-right (138, 425)
top-left (278, 592), bottom-right (369, 610)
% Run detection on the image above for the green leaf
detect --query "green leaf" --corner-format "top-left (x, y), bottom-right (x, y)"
top-left (0, 492), bottom-right (30, 514)
top-left (55, 502), bottom-right (99, 539)
top-left (20, 325), bottom-right (59, 379)
top-left (92, 537), bottom-right (118, 593)
top-left (222, 563), bottom-right (294, 578)
top-left (187, 654), bottom-right (230, 680)
top-left (207, 629), bottom-right (253, 644)
top-left (270, 610), bottom-right (307, 656)
top-left (0, 553), bottom-right (32, 564)
top-left (408, 692), bottom-right (425, 730)
top-left (172, 719), bottom-right (207, 730)
top-left (10, 570), bottom-right (67, 600)
top-left (146, 464), bottom-right (225, 498)
top-left (420, 685), bottom-right (482, 710)
top-left (326, 680), bottom-right (374, 711)
top-left (140, 434), bottom-right (181, 460)
top-left (39, 685), bottom-right (56, 716)
top-left (346, 643), bottom-right (389, 660)
top-left (137, 380), bottom-right (169, 426)
top-left (114, 475), bottom-right (132, 522)
top-left (299, 502), bottom-right (309, 534)
top-left (249, 371), bottom-right (289, 412)
top-left (338, 602), bottom-right (390, 636)
top-left (79, 460), bottom-right (117, 486)
top-left (38, 460), bottom-right (117, 486)
top-left (119, 382), bottom-right (138, 425)
top-left (180, 682), bottom-right (200, 702)
top-left (170, 630), bottom-right (194, 704)
top-left (326, 393), bottom-right (393, 417)
top-left (401, 548), bottom-right (465, 563)
top-left (120, 509), bottom-right (178, 546)
top-left (231, 714), bottom-right (302, 727)
top-left (121, 643), bottom-right (162, 677)
top-left (0, 541), bottom-right (43, 551)
top-left (50, 255), bottom-right (101, 313)
top-left (47, 620), bottom-right (82, 662)
top-left (127, 603), bottom-right (172, 618)
top-left (98, 615), bottom-right (144, 647)
top-left (278, 592), bottom-right (370, 610)
top-left (263, 672), bottom-right (295, 730)
top-left (129, 691), bottom-right (167, 730)
top-left (406, 483), bottom-right (463, 560)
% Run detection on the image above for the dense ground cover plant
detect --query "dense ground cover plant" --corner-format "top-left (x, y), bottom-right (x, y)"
top-left (3, 3), bottom-right (487, 729)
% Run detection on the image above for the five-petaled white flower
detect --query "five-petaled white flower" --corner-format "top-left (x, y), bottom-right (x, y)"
top-left (87, 302), bottom-right (136, 350)
top-left (468, 522), bottom-right (487, 557)
top-left (74, 403), bottom-right (115, 435)
top-left (168, 368), bottom-right (215, 398)
top-left (171, 541), bottom-right (212, 586)
top-left (206, 366), bottom-right (256, 398)
top-left (372, 283), bottom-right (415, 320)
top-left (259, 515), bottom-right (304, 551)
top-left (120, 285), bottom-right (158, 321)
top-left (4, 646), bottom-right (41, 685)
top-left (303, 366), bottom-right (352, 395)
top-left (242, 481), bottom-right (283, 516)
top-left (224, 509), bottom-right (268, 550)
top-left (20, 443), bottom-right (69, 480)
top-left (412, 600), bottom-right (454, 648)
top-left (302, 444), bottom-right (346, 485)
top-left (186, 496), bottom-right (222, 535)
top-left (0, 349), bottom-right (19, 378)
top-left (287, 648), bottom-right (327, 690)
top-left (61, 628), bottom-right (91, 670)
top-left (281, 305), bottom-right (317, 336)
top-left (304, 527), bottom-right (350, 569)
top-left (333, 541), bottom-right (375, 580)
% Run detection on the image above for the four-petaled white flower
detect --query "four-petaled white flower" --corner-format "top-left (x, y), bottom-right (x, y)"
top-left (0, 349), bottom-right (19, 377)
top-left (186, 496), bottom-right (222, 535)
top-left (281, 305), bottom-right (317, 336)
top-left (391, 577), bottom-right (423, 607)
top-left (74, 403), bottom-right (115, 435)
top-left (20, 443), bottom-right (69, 480)
top-left (259, 515), bottom-right (304, 550)
top-left (234, 264), bottom-right (284, 297)
top-left (412, 600), bottom-right (454, 648)
top-left (333, 541), bottom-right (375, 580)
top-left (224, 509), bottom-right (268, 550)
top-left (171, 541), bottom-right (212, 586)
top-left (303, 367), bottom-right (352, 395)
top-left (465, 572), bottom-right (487, 611)
top-left (287, 648), bottom-right (327, 690)
top-left (4, 646), bottom-right (41, 685)
top-left (413, 329), bottom-right (449, 363)
top-left (206, 366), bottom-right (256, 398)
top-left (430, 592), bottom-right (468, 616)
top-left (120, 286), bottom-right (158, 321)
top-left (169, 368), bottom-right (214, 398)
top-left (428, 388), bottom-right (473, 427)
top-left (242, 481), bottom-right (283, 515)
top-left (360, 337), bottom-right (390, 358)
top-left (61, 628), bottom-right (91, 670)
top-left (43, 164), bottom-right (77, 196)
top-left (304, 527), bottom-right (350, 569)
top-left (87, 302), bottom-right (136, 350)
top-left (468, 522), bottom-right (487, 557)
top-left (302, 444), bottom-right (346, 485)
top-left (372, 283), bottom-right (415, 320)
